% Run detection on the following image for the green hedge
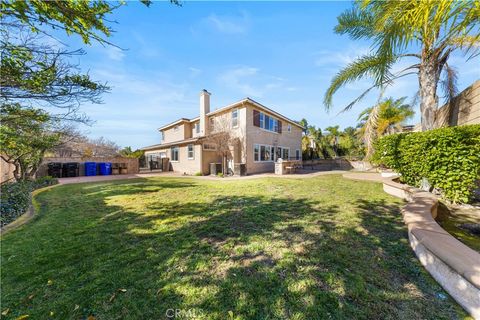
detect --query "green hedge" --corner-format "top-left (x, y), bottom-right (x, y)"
top-left (372, 124), bottom-right (480, 203)
top-left (0, 176), bottom-right (58, 227)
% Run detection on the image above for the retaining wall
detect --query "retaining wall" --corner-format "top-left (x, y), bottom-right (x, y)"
top-left (382, 178), bottom-right (480, 319)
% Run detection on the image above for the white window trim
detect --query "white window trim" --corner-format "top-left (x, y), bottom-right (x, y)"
top-left (203, 143), bottom-right (217, 151)
top-left (257, 111), bottom-right (280, 134)
top-left (287, 124), bottom-right (292, 132)
top-left (187, 144), bottom-right (195, 160)
top-left (170, 146), bottom-right (179, 162)
top-left (232, 108), bottom-right (239, 128)
top-left (253, 143), bottom-right (277, 163)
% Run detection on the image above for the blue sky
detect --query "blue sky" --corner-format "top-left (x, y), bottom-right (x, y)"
top-left (55, 1), bottom-right (479, 149)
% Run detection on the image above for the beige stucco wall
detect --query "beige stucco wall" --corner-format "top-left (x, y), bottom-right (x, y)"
top-left (161, 122), bottom-right (192, 144)
top-left (244, 103), bottom-right (302, 174)
top-left (436, 80), bottom-right (480, 127)
top-left (145, 143), bottom-right (202, 175)
top-left (147, 101), bottom-right (301, 175)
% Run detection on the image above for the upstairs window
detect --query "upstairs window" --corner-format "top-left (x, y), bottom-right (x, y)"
top-left (253, 110), bottom-right (281, 133)
top-left (173, 125), bottom-right (179, 132)
top-left (161, 131), bottom-right (165, 142)
top-left (287, 124), bottom-right (291, 132)
top-left (195, 123), bottom-right (200, 134)
top-left (232, 108), bottom-right (238, 128)
top-left (210, 117), bottom-right (215, 132)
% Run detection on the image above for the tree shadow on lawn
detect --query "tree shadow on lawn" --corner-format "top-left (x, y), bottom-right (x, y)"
top-left (1, 180), bottom-right (464, 319)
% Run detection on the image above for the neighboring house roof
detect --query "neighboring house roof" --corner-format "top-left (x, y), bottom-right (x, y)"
top-left (142, 137), bottom-right (201, 151)
top-left (157, 98), bottom-right (303, 132)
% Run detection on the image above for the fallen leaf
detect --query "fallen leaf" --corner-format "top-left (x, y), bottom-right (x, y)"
top-left (49, 311), bottom-right (54, 316)
top-left (28, 294), bottom-right (34, 300)
top-left (109, 293), bottom-right (116, 302)
top-left (228, 310), bottom-right (234, 318)
top-left (118, 288), bottom-right (127, 293)
top-left (73, 304), bottom-right (79, 311)
top-left (47, 280), bottom-right (53, 286)
top-left (2, 309), bottom-right (10, 316)
top-left (16, 315), bottom-right (29, 320)
top-left (87, 315), bottom-right (96, 320)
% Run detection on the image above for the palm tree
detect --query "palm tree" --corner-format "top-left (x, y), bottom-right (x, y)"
top-left (358, 97), bottom-right (414, 136)
top-left (324, 0), bottom-right (479, 131)
top-left (358, 96), bottom-right (414, 158)
top-left (325, 125), bottom-right (341, 158)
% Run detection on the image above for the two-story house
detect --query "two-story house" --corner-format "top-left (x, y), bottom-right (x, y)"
top-left (141, 90), bottom-right (303, 175)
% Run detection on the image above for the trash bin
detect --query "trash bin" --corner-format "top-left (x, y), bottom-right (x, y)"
top-left (85, 162), bottom-right (97, 176)
top-left (47, 162), bottom-right (62, 178)
top-left (112, 163), bottom-right (120, 175)
top-left (61, 163), bottom-right (79, 177)
top-left (99, 162), bottom-right (112, 175)
top-left (209, 163), bottom-right (222, 175)
top-left (234, 163), bottom-right (246, 176)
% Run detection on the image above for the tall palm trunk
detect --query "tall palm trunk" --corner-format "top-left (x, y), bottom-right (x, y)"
top-left (418, 54), bottom-right (440, 131)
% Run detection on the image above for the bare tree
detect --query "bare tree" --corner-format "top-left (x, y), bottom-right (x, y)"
top-left (205, 116), bottom-right (237, 175)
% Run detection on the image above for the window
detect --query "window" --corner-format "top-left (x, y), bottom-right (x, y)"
top-left (282, 148), bottom-right (289, 160)
top-left (173, 126), bottom-right (179, 132)
top-left (296, 149), bottom-right (300, 160)
top-left (187, 144), bottom-right (194, 159)
top-left (195, 123), bottom-right (200, 134)
top-left (232, 108), bottom-right (238, 128)
top-left (254, 144), bottom-right (276, 162)
top-left (161, 131), bottom-right (165, 142)
top-left (255, 111), bottom-right (280, 133)
top-left (210, 117), bottom-right (215, 132)
top-left (203, 143), bottom-right (216, 151)
top-left (171, 146), bottom-right (179, 161)
top-left (287, 124), bottom-right (291, 132)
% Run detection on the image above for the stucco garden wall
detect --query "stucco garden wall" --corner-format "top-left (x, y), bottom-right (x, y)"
top-left (382, 177), bottom-right (480, 319)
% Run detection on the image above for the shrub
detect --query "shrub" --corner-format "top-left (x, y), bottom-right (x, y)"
top-left (194, 172), bottom-right (203, 176)
top-left (372, 124), bottom-right (480, 203)
top-left (0, 176), bottom-right (58, 227)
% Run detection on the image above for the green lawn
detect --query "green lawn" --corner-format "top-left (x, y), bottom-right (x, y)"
top-left (1, 175), bottom-right (467, 319)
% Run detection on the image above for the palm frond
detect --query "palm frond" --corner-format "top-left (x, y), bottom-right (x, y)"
top-left (440, 62), bottom-right (458, 104)
top-left (323, 54), bottom-right (397, 110)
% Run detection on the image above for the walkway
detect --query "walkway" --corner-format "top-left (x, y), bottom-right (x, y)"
top-left (342, 172), bottom-right (385, 182)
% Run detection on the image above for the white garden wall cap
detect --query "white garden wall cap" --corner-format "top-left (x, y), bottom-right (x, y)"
top-left (345, 173), bottom-right (480, 317)
top-left (383, 176), bottom-right (480, 290)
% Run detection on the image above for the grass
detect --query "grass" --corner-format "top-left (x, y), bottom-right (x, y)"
top-left (0, 175), bottom-right (468, 319)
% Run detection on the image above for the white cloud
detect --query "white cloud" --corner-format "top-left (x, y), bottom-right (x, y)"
top-left (314, 46), bottom-right (371, 68)
top-left (203, 11), bottom-right (250, 34)
top-left (189, 67), bottom-right (202, 78)
top-left (218, 66), bottom-right (262, 97)
top-left (103, 46), bottom-right (125, 61)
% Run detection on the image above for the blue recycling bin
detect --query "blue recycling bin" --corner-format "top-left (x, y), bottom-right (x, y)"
top-left (99, 162), bottom-right (112, 175)
top-left (85, 162), bottom-right (97, 176)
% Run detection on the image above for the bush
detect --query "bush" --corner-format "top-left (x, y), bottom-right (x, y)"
top-left (372, 124), bottom-right (480, 203)
top-left (0, 176), bottom-right (58, 227)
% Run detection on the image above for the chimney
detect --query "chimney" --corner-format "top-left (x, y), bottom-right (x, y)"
top-left (199, 89), bottom-right (211, 136)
